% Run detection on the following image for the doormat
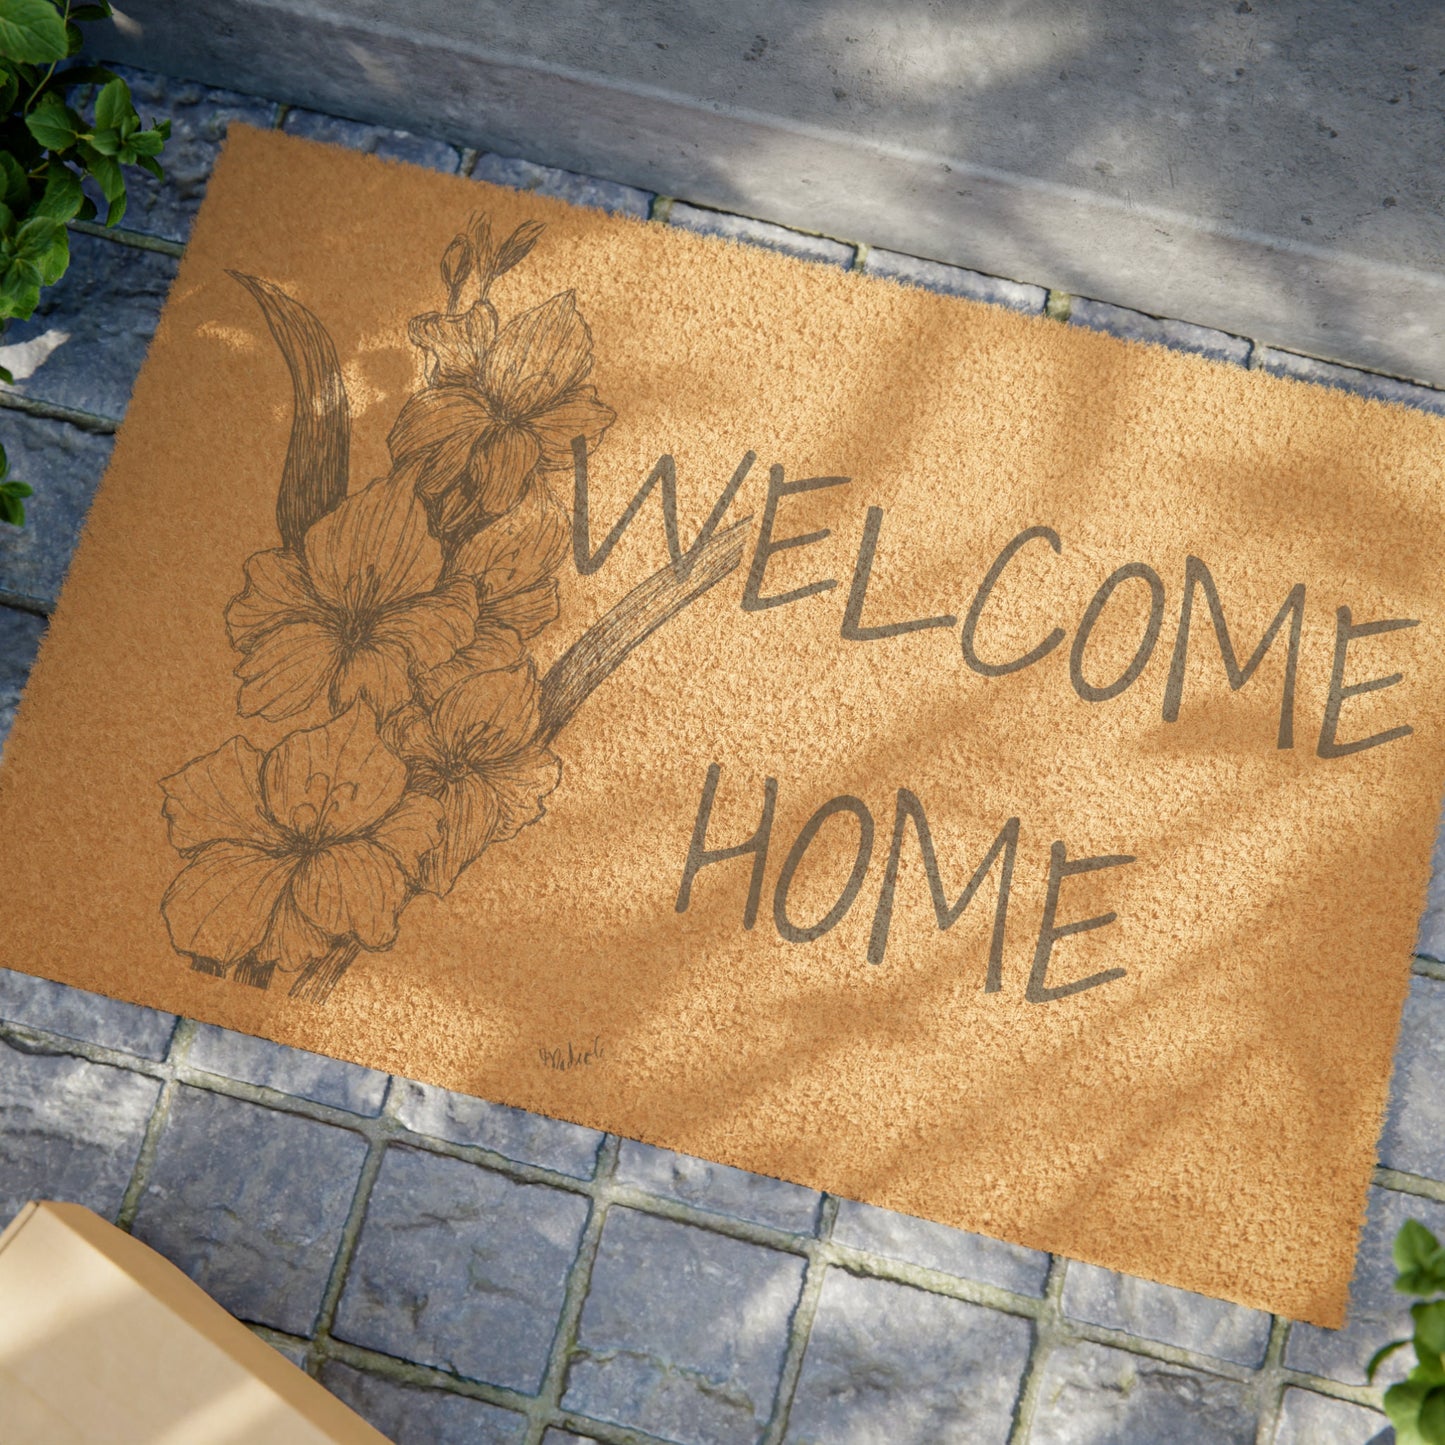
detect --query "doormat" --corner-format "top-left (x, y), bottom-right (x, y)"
top-left (3, 126), bottom-right (1443, 1327)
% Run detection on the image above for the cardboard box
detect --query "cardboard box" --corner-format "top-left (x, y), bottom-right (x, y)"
top-left (0, 1200), bottom-right (388, 1443)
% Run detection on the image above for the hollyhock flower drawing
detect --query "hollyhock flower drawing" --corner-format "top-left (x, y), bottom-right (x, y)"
top-left (160, 705), bottom-right (444, 971)
top-left (388, 290), bottom-right (615, 537)
top-left (226, 469), bottom-right (477, 720)
top-left (387, 665), bottom-right (560, 895)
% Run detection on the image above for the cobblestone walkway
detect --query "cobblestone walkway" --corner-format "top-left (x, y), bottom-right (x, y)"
top-left (2, 64), bottom-right (1442, 1445)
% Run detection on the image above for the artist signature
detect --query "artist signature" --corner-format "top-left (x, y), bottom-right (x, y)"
top-left (539, 1036), bottom-right (605, 1071)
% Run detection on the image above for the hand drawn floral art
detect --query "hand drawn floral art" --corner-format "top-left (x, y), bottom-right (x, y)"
top-left (158, 212), bottom-right (748, 1003)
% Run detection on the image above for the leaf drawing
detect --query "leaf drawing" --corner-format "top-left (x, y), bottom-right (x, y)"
top-left (160, 212), bottom-right (748, 1002)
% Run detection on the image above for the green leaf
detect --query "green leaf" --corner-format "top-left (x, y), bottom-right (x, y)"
top-left (1421, 1387), bottom-right (1445, 1444)
top-left (0, 150), bottom-right (27, 210)
top-left (25, 91), bottom-right (80, 150)
top-left (0, 491), bottom-right (24, 526)
top-left (0, 255), bottom-right (41, 318)
top-left (0, 441), bottom-right (9, 475)
top-left (85, 148), bottom-right (122, 200)
top-left (135, 153), bottom-right (161, 181)
top-left (0, 479), bottom-right (32, 499)
top-left (0, 0), bottom-right (69, 65)
top-left (93, 76), bottom-right (129, 131)
top-left (127, 126), bottom-right (164, 156)
top-left (16, 212), bottom-right (61, 259)
top-left (88, 126), bottom-right (120, 156)
top-left (0, 63), bottom-right (19, 112)
top-left (0, 200), bottom-right (16, 237)
top-left (1369, 1336), bottom-right (1414, 1382)
top-left (75, 191), bottom-right (95, 221)
top-left (31, 220), bottom-right (65, 284)
top-left (1398, 1222), bottom-right (1443, 1274)
top-left (64, 18), bottom-right (81, 55)
top-left (1418, 1303), bottom-right (1445, 1358)
top-left (32, 162), bottom-right (80, 221)
top-left (1387, 1379), bottom-right (1432, 1437)
top-left (71, 3), bottom-right (113, 20)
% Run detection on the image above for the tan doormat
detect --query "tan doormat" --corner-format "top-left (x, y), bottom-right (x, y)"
top-left (2, 126), bottom-right (1441, 1327)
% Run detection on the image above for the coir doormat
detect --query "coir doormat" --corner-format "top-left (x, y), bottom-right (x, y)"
top-left (3, 126), bottom-right (1443, 1327)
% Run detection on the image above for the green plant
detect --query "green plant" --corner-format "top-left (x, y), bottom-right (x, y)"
top-left (0, 0), bottom-right (170, 523)
top-left (1367, 1219), bottom-right (1445, 1443)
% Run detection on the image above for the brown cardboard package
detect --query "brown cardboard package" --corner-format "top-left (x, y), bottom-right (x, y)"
top-left (0, 1201), bottom-right (386, 1444)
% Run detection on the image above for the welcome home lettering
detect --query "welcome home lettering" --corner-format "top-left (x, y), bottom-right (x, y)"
top-left (572, 445), bottom-right (1421, 1003)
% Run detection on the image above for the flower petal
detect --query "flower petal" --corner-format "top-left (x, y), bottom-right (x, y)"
top-left (330, 637), bottom-right (418, 720)
top-left (387, 385), bottom-right (493, 463)
top-left (262, 702), bottom-right (409, 840)
top-left (479, 741), bottom-right (562, 842)
top-left (529, 388), bottom-right (616, 470)
top-left (449, 483), bottom-right (568, 596)
top-left (433, 664), bottom-right (540, 757)
top-left (414, 427), bottom-right (477, 502)
top-left (292, 840), bottom-right (412, 949)
top-left (369, 793), bottom-right (446, 879)
top-left (161, 843), bottom-right (295, 964)
top-left (470, 426), bottom-right (540, 515)
top-left (256, 889), bottom-right (334, 970)
top-left (161, 736), bottom-right (278, 852)
top-left (484, 291), bottom-right (592, 410)
top-left (234, 618), bottom-right (337, 721)
top-left (418, 627), bottom-right (524, 703)
top-left (303, 471), bottom-right (442, 610)
top-left (484, 579), bottom-right (558, 641)
top-left (408, 304), bottom-right (495, 387)
top-left (419, 774), bottom-right (501, 894)
top-left (225, 549), bottom-right (321, 650)
top-left (372, 576), bottom-right (478, 679)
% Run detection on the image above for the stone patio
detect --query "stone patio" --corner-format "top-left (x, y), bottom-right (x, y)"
top-left (2, 62), bottom-right (1441, 1445)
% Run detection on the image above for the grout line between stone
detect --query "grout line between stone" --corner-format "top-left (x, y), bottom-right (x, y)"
top-left (304, 1103), bottom-right (397, 1370)
top-left (1007, 1253), bottom-right (1067, 1444)
top-left (1251, 1313), bottom-right (1293, 1444)
top-left (114, 1018), bottom-right (196, 1230)
top-left (1374, 1165), bottom-right (1445, 1205)
top-left (758, 1193), bottom-right (838, 1445)
top-left (1412, 955), bottom-right (1445, 982)
top-left (1043, 289), bottom-right (1072, 323)
top-left (458, 147), bottom-right (481, 178)
top-left (67, 217), bottom-right (186, 257)
top-left (0, 593), bottom-right (50, 620)
top-left (648, 194), bottom-right (675, 223)
top-left (519, 1133), bottom-right (622, 1445)
top-left (0, 387), bottom-right (118, 434)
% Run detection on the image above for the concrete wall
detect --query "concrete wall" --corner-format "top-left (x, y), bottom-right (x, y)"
top-left (102, 1), bottom-right (1445, 385)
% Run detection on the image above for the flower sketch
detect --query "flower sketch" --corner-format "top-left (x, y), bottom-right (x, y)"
top-left (160, 208), bottom-right (751, 1002)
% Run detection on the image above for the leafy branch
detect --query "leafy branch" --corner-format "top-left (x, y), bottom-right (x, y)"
top-left (0, 0), bottom-right (170, 523)
top-left (1367, 1220), bottom-right (1445, 1443)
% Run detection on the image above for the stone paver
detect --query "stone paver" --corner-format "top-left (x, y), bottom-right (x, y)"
top-left (0, 1035), bottom-right (160, 1226)
top-left (1068, 297), bottom-right (1252, 366)
top-left (1027, 1339), bottom-right (1257, 1444)
top-left (0, 412), bottom-right (113, 613)
top-left (862, 247), bottom-right (1046, 312)
top-left (1257, 346), bottom-right (1445, 415)
top-left (1378, 974), bottom-right (1445, 1181)
top-left (564, 1207), bottom-right (805, 1445)
top-left (129, 1086), bottom-right (368, 1335)
top-left (786, 1269), bottom-right (1032, 1445)
top-left (188, 1024), bottom-right (388, 1116)
top-left (1271, 1387), bottom-right (1391, 1445)
top-left (668, 202), bottom-right (854, 267)
top-left (283, 108), bottom-right (461, 172)
top-left (1060, 1260), bottom-right (1272, 1367)
top-left (320, 1361), bottom-right (527, 1444)
top-left (614, 1139), bottom-right (819, 1233)
top-left (391, 1078), bottom-right (602, 1177)
top-left (335, 1144), bottom-right (589, 1393)
top-left (0, 605), bottom-right (43, 753)
top-left (472, 152), bottom-right (653, 217)
top-left (1419, 813), bottom-right (1445, 960)
top-left (0, 967), bottom-right (175, 1060)
top-left (1286, 1184), bottom-right (1445, 1387)
top-left (831, 1197), bottom-right (1049, 1297)
top-left (0, 231), bottom-right (178, 421)
top-left (89, 65), bottom-right (279, 243)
